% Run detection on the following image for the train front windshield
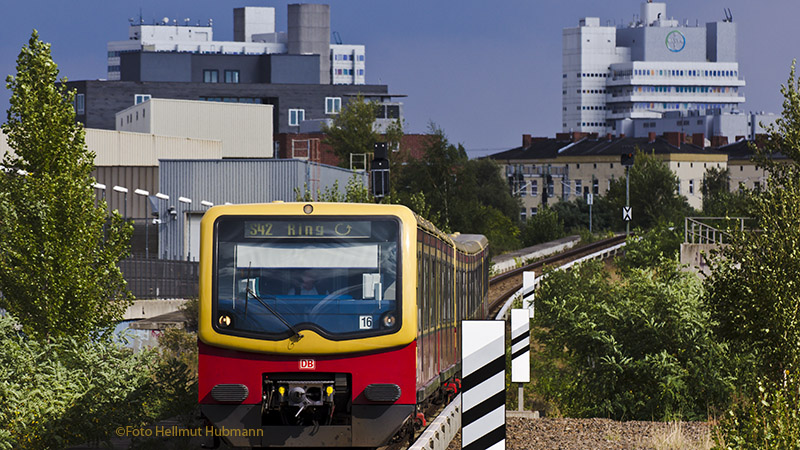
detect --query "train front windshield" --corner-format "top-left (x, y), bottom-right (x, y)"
top-left (213, 217), bottom-right (401, 340)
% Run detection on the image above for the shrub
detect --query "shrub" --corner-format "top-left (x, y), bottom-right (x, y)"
top-left (713, 374), bottom-right (800, 449)
top-left (0, 315), bottom-right (198, 449)
top-left (520, 206), bottom-right (565, 247)
top-left (532, 260), bottom-right (732, 420)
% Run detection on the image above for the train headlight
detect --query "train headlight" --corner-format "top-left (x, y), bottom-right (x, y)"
top-left (325, 386), bottom-right (334, 396)
top-left (381, 312), bottom-right (396, 328)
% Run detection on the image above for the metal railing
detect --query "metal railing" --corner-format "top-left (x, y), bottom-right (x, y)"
top-left (684, 217), bottom-right (750, 244)
top-left (119, 258), bottom-right (199, 299)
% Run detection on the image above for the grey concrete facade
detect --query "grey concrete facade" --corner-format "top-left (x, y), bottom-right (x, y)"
top-left (65, 80), bottom-right (388, 135)
top-left (118, 52), bottom-right (320, 85)
top-left (288, 4), bottom-right (331, 84)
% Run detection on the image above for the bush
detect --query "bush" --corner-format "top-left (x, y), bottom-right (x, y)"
top-left (0, 315), bottom-right (197, 449)
top-left (532, 260), bottom-right (732, 420)
top-left (713, 374), bottom-right (800, 449)
top-left (520, 206), bottom-right (565, 247)
top-left (616, 224), bottom-right (682, 274)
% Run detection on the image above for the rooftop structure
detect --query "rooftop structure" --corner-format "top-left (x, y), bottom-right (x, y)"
top-left (107, 5), bottom-right (365, 85)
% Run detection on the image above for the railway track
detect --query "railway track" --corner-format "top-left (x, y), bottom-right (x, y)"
top-left (400, 234), bottom-right (629, 450)
top-left (487, 234), bottom-right (628, 316)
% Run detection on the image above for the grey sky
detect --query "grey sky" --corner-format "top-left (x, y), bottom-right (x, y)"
top-left (1, 1), bottom-right (797, 152)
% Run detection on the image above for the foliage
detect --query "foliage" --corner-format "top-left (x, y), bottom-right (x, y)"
top-left (701, 167), bottom-right (752, 217)
top-left (705, 62), bottom-right (800, 383)
top-left (520, 206), bottom-right (564, 247)
top-left (713, 374), bottom-right (800, 450)
top-left (0, 31), bottom-right (132, 343)
top-left (320, 94), bottom-right (380, 167)
top-left (533, 259), bottom-right (732, 420)
top-left (616, 225), bottom-right (682, 274)
top-left (392, 123), bottom-right (521, 253)
top-left (393, 123), bottom-right (467, 232)
top-left (0, 316), bottom-right (147, 448)
top-left (294, 173), bottom-right (372, 203)
top-left (604, 149), bottom-right (694, 230)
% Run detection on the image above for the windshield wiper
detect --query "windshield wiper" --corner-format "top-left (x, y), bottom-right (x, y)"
top-left (246, 288), bottom-right (304, 341)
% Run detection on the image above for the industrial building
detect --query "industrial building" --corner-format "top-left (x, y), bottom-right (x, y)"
top-left (562, 1), bottom-right (762, 141)
top-left (157, 159), bottom-right (367, 261)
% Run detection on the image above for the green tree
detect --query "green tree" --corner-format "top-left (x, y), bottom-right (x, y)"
top-left (701, 167), bottom-right (751, 217)
top-left (706, 62), bottom-right (800, 382)
top-left (0, 31), bottom-right (132, 343)
top-left (393, 123), bottom-right (467, 232)
top-left (520, 206), bottom-right (564, 247)
top-left (321, 95), bottom-right (380, 167)
top-left (604, 149), bottom-right (694, 230)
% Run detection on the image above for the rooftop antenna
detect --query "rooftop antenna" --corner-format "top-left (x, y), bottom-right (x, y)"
top-left (332, 31), bottom-right (342, 45)
top-left (724, 8), bottom-right (733, 22)
top-left (184, 18), bottom-right (190, 26)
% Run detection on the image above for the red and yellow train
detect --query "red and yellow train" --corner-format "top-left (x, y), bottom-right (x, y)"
top-left (198, 202), bottom-right (489, 447)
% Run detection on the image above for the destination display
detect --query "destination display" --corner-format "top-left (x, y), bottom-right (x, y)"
top-left (244, 220), bottom-right (372, 239)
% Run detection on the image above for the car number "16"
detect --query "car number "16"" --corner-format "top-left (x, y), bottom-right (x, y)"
top-left (359, 315), bottom-right (373, 330)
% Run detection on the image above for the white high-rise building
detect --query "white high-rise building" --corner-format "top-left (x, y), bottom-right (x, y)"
top-left (562, 1), bottom-right (745, 136)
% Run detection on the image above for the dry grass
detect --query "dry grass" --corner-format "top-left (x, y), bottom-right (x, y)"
top-left (649, 421), bottom-right (713, 450)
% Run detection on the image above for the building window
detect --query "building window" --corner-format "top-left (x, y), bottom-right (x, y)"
top-left (134, 94), bottom-right (151, 105)
top-left (531, 207), bottom-right (538, 216)
top-left (689, 179), bottom-right (695, 194)
top-left (531, 180), bottom-right (538, 196)
top-left (519, 181), bottom-right (527, 196)
top-left (75, 93), bottom-right (85, 115)
top-left (224, 70), bottom-right (240, 83)
top-left (593, 178), bottom-right (599, 194)
top-left (203, 70), bottom-right (219, 83)
top-left (289, 109), bottom-right (305, 127)
top-left (520, 208), bottom-right (527, 222)
top-left (575, 180), bottom-right (582, 196)
top-left (325, 97), bottom-right (341, 114)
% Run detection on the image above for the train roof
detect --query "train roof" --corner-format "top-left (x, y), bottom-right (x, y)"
top-left (411, 211), bottom-right (488, 255)
top-left (449, 233), bottom-right (489, 254)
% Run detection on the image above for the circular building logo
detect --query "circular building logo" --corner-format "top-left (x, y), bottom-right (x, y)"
top-left (666, 30), bottom-right (686, 52)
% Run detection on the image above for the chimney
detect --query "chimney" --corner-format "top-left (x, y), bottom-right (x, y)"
top-left (606, 133), bottom-right (613, 140)
top-left (710, 136), bottom-right (729, 148)
top-left (620, 133), bottom-right (626, 138)
top-left (692, 133), bottom-right (705, 148)
top-left (648, 132), bottom-right (656, 143)
top-left (556, 132), bottom-right (570, 141)
top-left (664, 131), bottom-right (682, 148)
top-left (522, 134), bottom-right (532, 147)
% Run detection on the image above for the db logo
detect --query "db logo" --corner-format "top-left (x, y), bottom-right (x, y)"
top-left (299, 359), bottom-right (316, 370)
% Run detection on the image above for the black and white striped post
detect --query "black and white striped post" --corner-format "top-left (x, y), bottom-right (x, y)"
top-left (511, 309), bottom-right (531, 412)
top-left (522, 271), bottom-right (535, 318)
top-left (462, 321), bottom-right (505, 450)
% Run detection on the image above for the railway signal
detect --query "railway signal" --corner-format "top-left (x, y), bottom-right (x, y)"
top-left (371, 142), bottom-right (390, 199)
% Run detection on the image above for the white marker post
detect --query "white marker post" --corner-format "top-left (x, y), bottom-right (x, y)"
top-left (462, 321), bottom-right (505, 450)
top-left (522, 271), bottom-right (535, 318)
top-left (511, 309), bottom-right (531, 412)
